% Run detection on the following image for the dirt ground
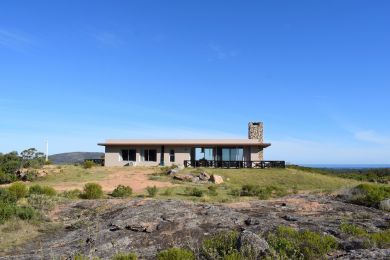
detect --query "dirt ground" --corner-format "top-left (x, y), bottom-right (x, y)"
top-left (43, 167), bottom-right (175, 193)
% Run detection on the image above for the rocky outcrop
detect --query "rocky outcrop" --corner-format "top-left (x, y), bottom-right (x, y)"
top-left (210, 174), bottom-right (224, 184)
top-left (1, 195), bottom-right (389, 259)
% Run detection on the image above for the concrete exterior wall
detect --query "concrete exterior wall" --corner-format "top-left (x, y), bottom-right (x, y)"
top-left (104, 146), bottom-right (261, 167)
top-left (105, 145), bottom-right (192, 167)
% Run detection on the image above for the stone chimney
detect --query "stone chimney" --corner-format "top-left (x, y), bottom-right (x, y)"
top-left (248, 122), bottom-right (263, 142)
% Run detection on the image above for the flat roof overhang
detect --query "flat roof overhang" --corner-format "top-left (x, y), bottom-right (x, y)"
top-left (98, 139), bottom-right (271, 148)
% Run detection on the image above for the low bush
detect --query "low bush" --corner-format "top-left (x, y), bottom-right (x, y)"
top-left (8, 182), bottom-right (28, 199)
top-left (157, 247), bottom-right (195, 260)
top-left (24, 170), bottom-right (38, 182)
top-left (61, 189), bottom-right (82, 199)
top-left (0, 202), bottom-right (36, 224)
top-left (0, 171), bottom-right (16, 184)
top-left (201, 231), bottom-right (240, 259)
top-left (339, 223), bottom-right (390, 249)
top-left (14, 205), bottom-right (35, 220)
top-left (146, 186), bottom-right (158, 197)
top-left (348, 184), bottom-right (390, 208)
top-left (29, 184), bottom-right (57, 197)
top-left (111, 252), bottom-right (138, 260)
top-left (81, 183), bottom-right (104, 199)
top-left (340, 223), bottom-right (367, 237)
top-left (0, 188), bottom-right (17, 203)
top-left (0, 202), bottom-right (16, 224)
top-left (267, 226), bottom-right (338, 259)
top-left (185, 187), bottom-right (204, 197)
top-left (162, 187), bottom-right (174, 196)
top-left (27, 194), bottom-right (57, 211)
top-left (370, 229), bottom-right (390, 248)
top-left (208, 186), bottom-right (218, 196)
top-left (240, 184), bottom-right (272, 199)
top-left (111, 185), bottom-right (133, 198)
top-left (83, 160), bottom-right (95, 169)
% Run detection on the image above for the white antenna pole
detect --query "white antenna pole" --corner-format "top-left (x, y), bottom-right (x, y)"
top-left (46, 140), bottom-right (49, 161)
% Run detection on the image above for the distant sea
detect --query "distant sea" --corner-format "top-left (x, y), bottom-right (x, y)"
top-left (301, 164), bottom-right (390, 169)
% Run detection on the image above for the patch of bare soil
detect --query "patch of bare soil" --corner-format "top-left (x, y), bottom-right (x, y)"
top-left (53, 168), bottom-right (174, 193)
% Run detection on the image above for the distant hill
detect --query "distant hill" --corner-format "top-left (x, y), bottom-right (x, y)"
top-left (49, 152), bottom-right (104, 164)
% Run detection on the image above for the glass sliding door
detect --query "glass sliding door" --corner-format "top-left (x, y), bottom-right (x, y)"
top-left (221, 148), bottom-right (244, 161)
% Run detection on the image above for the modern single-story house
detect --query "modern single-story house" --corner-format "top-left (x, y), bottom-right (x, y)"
top-left (98, 122), bottom-right (284, 168)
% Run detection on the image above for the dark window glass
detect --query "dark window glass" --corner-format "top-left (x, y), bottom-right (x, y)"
top-left (142, 149), bottom-right (157, 162)
top-left (149, 149), bottom-right (157, 162)
top-left (129, 149), bottom-right (136, 161)
top-left (121, 150), bottom-right (129, 161)
top-left (169, 150), bottom-right (175, 162)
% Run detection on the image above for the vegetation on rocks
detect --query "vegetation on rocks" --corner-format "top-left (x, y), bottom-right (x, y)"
top-left (157, 248), bottom-right (195, 260)
top-left (346, 183), bottom-right (390, 208)
top-left (267, 226), bottom-right (338, 259)
top-left (340, 223), bottom-right (390, 249)
top-left (111, 252), bottom-right (138, 260)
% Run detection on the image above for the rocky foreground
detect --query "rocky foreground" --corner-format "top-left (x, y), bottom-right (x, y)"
top-left (1, 194), bottom-right (390, 259)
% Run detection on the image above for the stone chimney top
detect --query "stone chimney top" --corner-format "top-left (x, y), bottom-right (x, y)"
top-left (248, 122), bottom-right (263, 142)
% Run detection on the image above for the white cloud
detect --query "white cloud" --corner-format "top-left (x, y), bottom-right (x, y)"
top-left (354, 130), bottom-right (390, 145)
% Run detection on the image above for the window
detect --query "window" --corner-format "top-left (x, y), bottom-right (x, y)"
top-left (142, 149), bottom-right (157, 162)
top-left (221, 148), bottom-right (243, 161)
top-left (121, 149), bottom-right (136, 161)
top-left (195, 148), bottom-right (214, 160)
top-left (169, 150), bottom-right (175, 162)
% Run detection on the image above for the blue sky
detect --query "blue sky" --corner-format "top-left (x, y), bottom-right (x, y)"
top-left (0, 1), bottom-right (389, 164)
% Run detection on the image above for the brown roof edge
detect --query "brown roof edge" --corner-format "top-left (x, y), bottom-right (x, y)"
top-left (98, 141), bottom-right (271, 147)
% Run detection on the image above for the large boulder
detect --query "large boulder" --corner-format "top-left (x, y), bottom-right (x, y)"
top-left (167, 168), bottom-right (179, 175)
top-left (237, 230), bottom-right (269, 257)
top-left (198, 171), bottom-right (210, 181)
top-left (210, 174), bottom-right (224, 184)
top-left (379, 199), bottom-right (390, 211)
top-left (173, 174), bottom-right (194, 182)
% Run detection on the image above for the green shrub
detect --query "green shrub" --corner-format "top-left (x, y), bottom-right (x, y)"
top-left (61, 189), bottom-right (82, 199)
top-left (0, 202), bottom-right (16, 224)
top-left (111, 252), bottom-right (138, 260)
top-left (208, 186), bottom-right (218, 196)
top-left (223, 252), bottom-right (246, 260)
top-left (0, 188), bottom-right (17, 203)
top-left (185, 187), bottom-right (203, 197)
top-left (230, 189), bottom-right (241, 197)
top-left (83, 160), bottom-right (95, 169)
top-left (14, 205), bottom-right (35, 220)
top-left (349, 184), bottom-right (390, 208)
top-left (81, 183), bottom-right (104, 199)
top-left (240, 184), bottom-right (273, 199)
top-left (25, 170), bottom-right (38, 181)
top-left (340, 223), bottom-right (367, 237)
top-left (27, 194), bottom-right (57, 211)
top-left (8, 182), bottom-right (28, 199)
top-left (0, 171), bottom-right (15, 184)
top-left (111, 185), bottom-right (133, 198)
top-left (202, 231), bottom-right (240, 259)
top-left (29, 184), bottom-right (57, 197)
top-left (370, 229), bottom-right (390, 248)
top-left (157, 248), bottom-right (195, 260)
top-left (267, 226), bottom-right (338, 259)
top-left (146, 186), bottom-right (158, 197)
top-left (162, 187), bottom-right (174, 196)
